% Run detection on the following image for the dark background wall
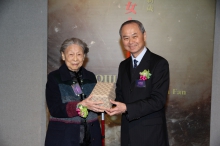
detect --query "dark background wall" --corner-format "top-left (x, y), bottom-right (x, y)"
top-left (0, 0), bottom-right (219, 146)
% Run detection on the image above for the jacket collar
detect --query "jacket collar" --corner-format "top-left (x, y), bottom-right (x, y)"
top-left (59, 63), bottom-right (92, 82)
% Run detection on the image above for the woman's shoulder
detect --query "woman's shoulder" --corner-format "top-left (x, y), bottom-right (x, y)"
top-left (48, 68), bottom-right (59, 77)
top-left (47, 68), bottom-right (62, 83)
top-left (81, 67), bottom-right (97, 83)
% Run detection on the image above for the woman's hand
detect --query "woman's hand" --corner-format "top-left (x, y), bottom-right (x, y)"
top-left (78, 95), bottom-right (106, 113)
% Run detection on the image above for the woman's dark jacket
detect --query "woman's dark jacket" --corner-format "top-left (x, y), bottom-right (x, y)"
top-left (45, 63), bottom-right (102, 146)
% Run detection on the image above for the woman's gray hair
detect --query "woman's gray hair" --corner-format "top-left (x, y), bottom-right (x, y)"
top-left (60, 38), bottom-right (89, 54)
top-left (119, 20), bottom-right (145, 37)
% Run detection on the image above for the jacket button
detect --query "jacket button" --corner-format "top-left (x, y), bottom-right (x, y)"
top-left (91, 123), bottom-right (93, 126)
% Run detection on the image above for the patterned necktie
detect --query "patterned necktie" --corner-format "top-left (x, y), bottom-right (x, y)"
top-left (133, 59), bottom-right (138, 68)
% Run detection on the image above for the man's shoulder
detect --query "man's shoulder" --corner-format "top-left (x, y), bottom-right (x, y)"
top-left (150, 51), bottom-right (168, 63)
top-left (120, 57), bottom-right (131, 64)
top-left (117, 57), bottom-right (131, 69)
top-left (149, 50), bottom-right (163, 59)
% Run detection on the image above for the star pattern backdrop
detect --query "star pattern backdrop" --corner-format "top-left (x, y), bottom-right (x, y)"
top-left (47, 0), bottom-right (215, 145)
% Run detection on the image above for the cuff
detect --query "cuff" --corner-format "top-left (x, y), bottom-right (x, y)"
top-left (125, 104), bottom-right (129, 120)
top-left (66, 101), bottom-right (79, 117)
top-left (125, 110), bottom-right (129, 120)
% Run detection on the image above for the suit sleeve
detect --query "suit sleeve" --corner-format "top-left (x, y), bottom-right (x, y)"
top-left (126, 59), bottom-right (169, 121)
top-left (115, 62), bottom-right (124, 102)
top-left (46, 73), bottom-right (79, 118)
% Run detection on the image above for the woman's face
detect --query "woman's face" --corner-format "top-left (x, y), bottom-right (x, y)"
top-left (61, 44), bottom-right (85, 72)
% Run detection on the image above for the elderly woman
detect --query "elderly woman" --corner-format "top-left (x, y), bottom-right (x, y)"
top-left (45, 38), bottom-right (104, 146)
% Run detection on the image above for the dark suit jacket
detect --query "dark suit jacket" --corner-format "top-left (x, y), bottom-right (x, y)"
top-left (116, 49), bottom-right (170, 146)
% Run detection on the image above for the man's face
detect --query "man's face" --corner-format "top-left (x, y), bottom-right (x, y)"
top-left (121, 23), bottom-right (146, 58)
top-left (61, 44), bottom-right (85, 72)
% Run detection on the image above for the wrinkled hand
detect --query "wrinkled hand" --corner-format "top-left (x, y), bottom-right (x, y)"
top-left (79, 95), bottom-right (106, 113)
top-left (105, 100), bottom-right (127, 116)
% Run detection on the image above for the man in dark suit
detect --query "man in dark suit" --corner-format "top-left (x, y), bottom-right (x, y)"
top-left (106, 20), bottom-right (170, 146)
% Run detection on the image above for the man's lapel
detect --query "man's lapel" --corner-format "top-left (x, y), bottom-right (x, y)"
top-left (125, 57), bottom-right (132, 83)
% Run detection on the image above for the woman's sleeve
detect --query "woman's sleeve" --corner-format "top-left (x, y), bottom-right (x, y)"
top-left (46, 73), bottom-right (79, 118)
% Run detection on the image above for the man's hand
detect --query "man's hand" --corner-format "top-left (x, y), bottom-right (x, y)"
top-left (106, 100), bottom-right (127, 116)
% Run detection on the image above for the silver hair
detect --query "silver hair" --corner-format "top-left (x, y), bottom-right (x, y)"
top-left (60, 38), bottom-right (89, 54)
top-left (119, 20), bottom-right (145, 37)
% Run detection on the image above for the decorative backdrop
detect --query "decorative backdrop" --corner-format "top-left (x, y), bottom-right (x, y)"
top-left (47, 0), bottom-right (215, 145)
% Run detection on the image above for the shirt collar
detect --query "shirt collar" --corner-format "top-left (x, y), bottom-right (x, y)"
top-left (131, 47), bottom-right (147, 66)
